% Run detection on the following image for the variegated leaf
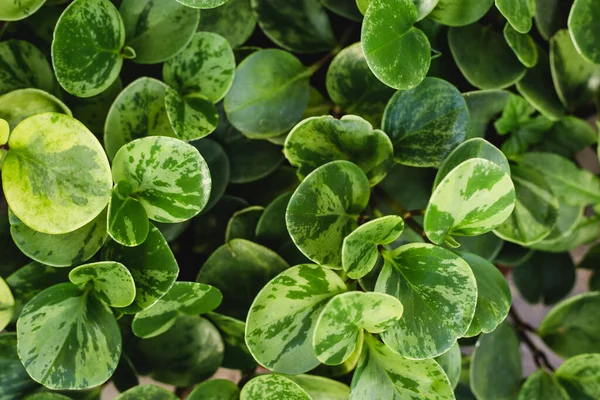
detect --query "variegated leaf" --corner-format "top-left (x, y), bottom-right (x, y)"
top-left (245, 264), bottom-right (347, 374)
top-left (17, 282), bottom-right (121, 390)
top-left (52, 0), bottom-right (125, 97)
top-left (555, 353), bottom-right (600, 399)
top-left (2, 113), bottom-right (112, 234)
top-left (102, 225), bottom-right (179, 313)
top-left (568, 0), bottom-right (600, 64)
top-left (9, 208), bottom-right (107, 268)
top-left (286, 160), bottom-right (370, 268)
top-left (68, 261), bottom-right (136, 308)
top-left (0, 277), bottom-right (14, 332)
top-left (0, 333), bottom-right (38, 400)
top-left (313, 291), bottom-right (403, 365)
top-left (188, 379), bottom-right (240, 400)
top-left (0, 0), bottom-right (46, 21)
top-left (434, 342), bottom-right (461, 389)
top-left (132, 282), bottom-right (222, 338)
top-left (0, 88), bottom-right (71, 129)
top-left (115, 384), bottom-right (178, 400)
top-left (376, 243), bottom-right (477, 359)
top-left (112, 136), bottom-right (211, 223)
top-left (197, 0), bottom-right (256, 49)
top-left (164, 88), bottom-right (219, 141)
top-left (0, 40), bottom-right (56, 96)
top-left (342, 216), bottom-right (404, 279)
top-left (206, 312), bottom-right (256, 370)
top-left (518, 369), bottom-right (569, 400)
top-left (241, 375), bottom-right (311, 400)
top-left (284, 115), bottom-right (394, 186)
top-left (286, 374), bottom-right (351, 400)
top-left (351, 333), bottom-right (454, 400)
top-left (108, 181), bottom-right (149, 247)
top-left (177, 0), bottom-right (228, 8)
top-left (425, 158), bottom-right (516, 246)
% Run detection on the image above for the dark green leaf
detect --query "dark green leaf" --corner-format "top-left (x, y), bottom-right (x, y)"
top-left (197, 0), bottom-right (256, 48)
top-left (429, 0), bottom-right (494, 26)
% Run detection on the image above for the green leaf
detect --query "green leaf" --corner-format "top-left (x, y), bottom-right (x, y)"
top-left (463, 90), bottom-right (510, 139)
top-left (101, 225), bottom-right (179, 313)
top-left (504, 23), bottom-right (538, 68)
top-left (197, 238), bottom-right (289, 319)
top-left (68, 261), bottom-right (136, 308)
top-left (0, 333), bottom-right (39, 400)
top-left (325, 42), bottom-right (394, 126)
top-left (112, 136), bottom-right (211, 223)
top-left (286, 160), bottom-right (370, 268)
top-left (0, 0), bottom-right (46, 21)
top-left (555, 353), bottom-right (600, 399)
top-left (245, 264), bottom-right (347, 374)
top-left (534, 0), bottom-right (570, 40)
top-left (342, 216), bottom-right (404, 279)
top-left (163, 32), bottom-right (235, 103)
top-left (376, 243), bottom-right (477, 359)
top-left (470, 321), bottom-right (522, 400)
top-left (250, 0), bottom-right (335, 53)
top-left (52, 0), bottom-right (125, 98)
top-left (284, 115), bottom-right (394, 185)
top-left (25, 394), bottom-right (73, 400)
top-left (538, 117), bottom-right (597, 158)
top-left (530, 203), bottom-right (584, 252)
top-left (206, 312), bottom-right (256, 370)
top-left (496, 0), bottom-right (533, 33)
top-left (225, 206), bottom-right (263, 242)
top-left (435, 342), bottom-right (461, 389)
top-left (458, 252), bottom-right (511, 337)
top-left (518, 370), bottom-right (569, 400)
top-left (108, 181), bottom-right (149, 247)
top-left (192, 195), bottom-right (248, 254)
top-left (197, 0), bottom-right (257, 48)
top-left (0, 277), bottom-right (14, 332)
top-left (224, 49), bottom-right (310, 137)
top-left (104, 77), bottom-right (173, 160)
top-left (17, 282), bottom-right (121, 390)
top-left (132, 282), bottom-right (222, 338)
top-left (538, 292), bottom-right (600, 358)
top-left (0, 88), bottom-right (71, 130)
top-left (425, 158), bottom-right (515, 245)
top-left (494, 165), bottom-right (559, 246)
top-left (164, 88), bottom-right (219, 141)
top-left (382, 77), bottom-right (468, 167)
top-left (429, 0), bottom-right (494, 26)
top-left (115, 385), bottom-right (178, 400)
top-left (448, 24), bottom-right (526, 89)
top-left (120, 0), bottom-right (199, 64)
top-left (361, 0), bottom-right (431, 90)
top-left (351, 333), bottom-right (454, 400)
top-left (2, 113), bottom-right (112, 234)
top-left (190, 139), bottom-right (230, 212)
top-left (286, 374), bottom-right (351, 400)
top-left (177, 0), bottom-right (228, 7)
top-left (241, 375), bottom-right (311, 400)
top-left (494, 93), bottom-right (536, 135)
top-left (67, 77), bottom-right (122, 135)
top-left (9, 208), bottom-right (107, 268)
top-left (112, 354), bottom-right (138, 393)
top-left (453, 232), bottom-right (504, 261)
top-left (568, 0), bottom-right (600, 64)
top-left (0, 40), bottom-right (56, 96)
top-left (188, 379), bottom-right (240, 400)
top-left (313, 291), bottom-right (402, 365)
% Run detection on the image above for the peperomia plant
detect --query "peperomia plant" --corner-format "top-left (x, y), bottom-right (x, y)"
top-left (1, 0), bottom-right (600, 399)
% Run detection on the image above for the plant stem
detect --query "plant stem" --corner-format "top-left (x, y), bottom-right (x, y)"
top-left (509, 307), bottom-right (555, 372)
top-left (305, 27), bottom-right (355, 76)
top-left (238, 368), bottom-right (256, 389)
top-left (373, 188), bottom-right (430, 242)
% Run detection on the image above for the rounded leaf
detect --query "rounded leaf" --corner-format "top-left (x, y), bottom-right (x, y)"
top-left (555, 353), bottom-right (600, 399)
top-left (0, 88), bottom-right (71, 129)
top-left (504, 23), bottom-right (538, 68)
top-left (0, 277), bottom-right (14, 332)
top-left (0, 0), bottom-right (46, 21)
top-left (225, 206), bottom-right (263, 242)
top-left (164, 88), bottom-right (219, 141)
top-left (0, 40), bottom-right (56, 95)
top-left (207, 312), bottom-right (256, 370)
top-left (189, 379), bottom-right (240, 400)
top-left (67, 77), bottom-right (122, 134)
top-left (115, 385), bottom-right (178, 400)
top-left (568, 0), bottom-right (600, 64)
top-left (197, 0), bottom-right (256, 49)
top-left (429, 0), bottom-right (494, 26)
top-left (242, 375), bottom-right (311, 400)
top-left (0, 333), bottom-right (39, 399)
top-left (518, 370), bottom-right (569, 400)
top-left (434, 342), bottom-right (461, 389)
top-left (463, 90), bottom-right (510, 139)
top-left (191, 139), bottom-right (230, 212)
top-left (69, 261), bottom-right (136, 307)
top-left (496, 0), bottom-right (533, 33)
top-left (108, 180), bottom-right (149, 247)
top-left (177, 0), bottom-right (228, 7)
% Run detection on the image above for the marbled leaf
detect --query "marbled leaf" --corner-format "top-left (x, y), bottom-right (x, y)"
top-left (0, 40), bottom-right (56, 96)
top-left (0, 88), bottom-right (71, 129)
top-left (241, 375), bottom-right (311, 400)
top-left (0, 277), bottom-right (14, 332)
top-left (164, 87), bottom-right (219, 141)
top-left (0, 0), bottom-right (46, 21)
top-left (0, 333), bottom-right (38, 399)
top-left (108, 180), bottom-right (149, 247)
top-left (69, 261), bottom-right (136, 308)
top-left (435, 342), bottom-right (461, 389)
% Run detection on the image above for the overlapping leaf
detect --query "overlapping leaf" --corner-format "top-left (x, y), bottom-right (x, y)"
top-left (0, 88), bottom-right (71, 129)
top-left (241, 375), bottom-right (311, 400)
top-left (0, 40), bottom-right (55, 96)
top-left (69, 261), bottom-right (136, 308)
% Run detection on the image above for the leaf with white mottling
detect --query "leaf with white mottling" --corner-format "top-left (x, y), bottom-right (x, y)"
top-left (0, 277), bottom-right (14, 332)
top-left (0, 40), bottom-right (56, 95)
top-left (0, 88), bottom-right (71, 129)
top-left (518, 369), bottom-right (569, 400)
top-left (115, 384), bottom-right (178, 400)
top-left (69, 261), bottom-right (136, 308)
top-left (555, 353), bottom-right (600, 399)
top-left (164, 88), bottom-right (219, 142)
top-left (188, 379), bottom-right (240, 400)
top-left (108, 180), bottom-right (149, 247)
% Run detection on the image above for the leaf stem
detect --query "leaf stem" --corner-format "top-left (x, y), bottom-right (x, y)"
top-left (305, 27), bottom-right (355, 76)
top-left (238, 368), bottom-right (256, 388)
top-left (509, 307), bottom-right (555, 372)
top-left (373, 188), bottom-right (430, 242)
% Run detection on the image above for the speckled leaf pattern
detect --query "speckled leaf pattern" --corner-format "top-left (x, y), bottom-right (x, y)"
top-left (342, 216), bottom-right (404, 279)
top-left (17, 282), bottom-right (121, 390)
top-left (163, 32), bottom-right (235, 103)
top-left (0, 40), bottom-right (56, 95)
top-left (0, 277), bottom-right (14, 331)
top-left (102, 225), bottom-right (179, 313)
top-left (104, 77), bottom-right (174, 160)
top-left (284, 115), bottom-right (394, 185)
top-left (361, 0), bottom-right (431, 90)
top-left (0, 88), bottom-right (71, 129)
top-left (9, 208), bottom-right (107, 267)
top-left (188, 379), bottom-right (240, 400)
top-left (434, 342), bottom-right (461, 389)
top-left (555, 353), bottom-right (600, 399)
top-left (518, 370), bottom-right (569, 400)
top-left (224, 49), bottom-right (310, 137)
top-left (245, 264), bottom-right (347, 374)
top-left (383, 77), bottom-right (468, 167)
top-left (108, 180), bottom-right (149, 247)
top-left (376, 243), bottom-right (477, 359)
top-left (251, 0), bottom-right (335, 53)
top-left (0, 333), bottom-right (39, 400)
top-left (2, 113), bottom-right (112, 234)
top-left (568, 0), bottom-right (600, 64)
top-left (286, 160), bottom-right (370, 268)
top-left (164, 88), bottom-right (219, 141)
top-left (112, 136), bottom-right (211, 223)
top-left (132, 282), bottom-right (222, 338)
top-left (196, 0), bottom-right (256, 48)
top-left (313, 292), bottom-right (403, 365)
top-left (425, 158), bottom-right (516, 245)
top-left (68, 261), bottom-right (136, 308)
top-left (52, 0), bottom-right (125, 97)
top-left (120, 0), bottom-right (200, 64)
top-left (0, 0), bottom-right (47, 21)
top-left (115, 385), bottom-right (178, 400)
top-left (504, 23), bottom-right (538, 68)
top-left (241, 375), bottom-right (311, 400)
top-left (496, 0), bottom-right (533, 33)
top-left (429, 0), bottom-right (494, 26)
top-left (350, 333), bottom-right (454, 400)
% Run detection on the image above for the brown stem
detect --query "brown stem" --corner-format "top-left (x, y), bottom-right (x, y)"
top-left (509, 307), bottom-right (555, 372)
top-left (374, 189), bottom-right (430, 242)
top-left (238, 368), bottom-right (257, 389)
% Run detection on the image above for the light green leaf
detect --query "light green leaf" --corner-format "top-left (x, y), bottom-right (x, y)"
top-left (470, 321), bottom-right (522, 400)
top-left (429, 0), bottom-right (494, 26)
top-left (0, 333), bottom-right (39, 400)
top-left (286, 160), bottom-right (370, 268)
top-left (496, 0), bottom-right (533, 33)
top-left (568, 0), bottom-right (600, 64)
top-left (504, 23), bottom-right (538, 68)
top-left (68, 261), bottom-right (135, 308)
top-left (120, 0), bottom-right (199, 64)
top-left (2, 113), bottom-right (112, 234)
top-left (0, 277), bottom-right (14, 332)
top-left (0, 0), bottom-right (46, 21)
top-left (108, 180), bottom-right (149, 247)
top-left (245, 264), bottom-right (347, 374)
top-left (284, 115), bottom-right (394, 185)
top-left (463, 90), bottom-right (510, 139)
top-left (0, 88), bottom-right (71, 130)
top-left (17, 282), bottom-right (121, 390)
top-left (197, 0), bottom-right (256, 48)
top-left (102, 225), bottom-right (179, 313)
top-left (411, 0), bottom-right (440, 19)
top-left (314, 291), bottom-right (403, 365)
top-left (164, 88), bottom-right (219, 141)
top-left (435, 342), bottom-right (461, 389)
top-left (9, 208), bottom-right (107, 268)
top-left (538, 292), bottom-right (600, 358)
top-left (188, 379), bottom-right (240, 400)
top-left (286, 374), bottom-right (351, 400)
top-left (52, 0), bottom-right (125, 98)
top-left (376, 243), bottom-right (477, 359)
top-left (555, 353), bottom-right (600, 399)
top-left (351, 333), bottom-right (454, 400)
top-left (382, 77), bottom-right (468, 167)
top-left (177, 0), bottom-right (228, 7)
top-left (132, 282), bottom-right (222, 338)
top-left (251, 0), bottom-right (335, 53)
top-left (518, 370), bottom-right (569, 400)
top-left (112, 136), bottom-right (211, 223)
top-left (361, 0), bottom-right (431, 90)
top-left (224, 49), bottom-right (310, 137)
top-left (190, 139), bottom-right (230, 212)
top-left (0, 40), bottom-right (55, 96)
top-left (225, 206), bottom-right (263, 242)
top-left (206, 312), bottom-right (256, 370)
top-left (241, 375), bottom-right (311, 400)
top-left (115, 385), bottom-right (178, 400)
top-left (342, 216), bottom-right (404, 279)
